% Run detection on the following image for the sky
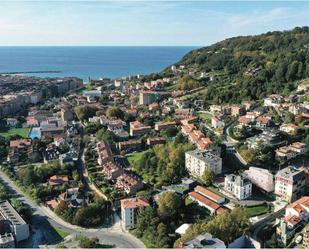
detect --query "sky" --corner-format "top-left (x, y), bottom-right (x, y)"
top-left (0, 1), bottom-right (308, 46)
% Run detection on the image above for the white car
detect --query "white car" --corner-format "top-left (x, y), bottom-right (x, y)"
top-left (295, 235), bottom-right (303, 244)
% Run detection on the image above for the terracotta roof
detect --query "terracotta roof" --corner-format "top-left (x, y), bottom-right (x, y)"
top-left (239, 116), bottom-right (252, 124)
top-left (284, 215), bottom-right (301, 226)
top-left (287, 196), bottom-right (309, 215)
top-left (10, 139), bottom-right (31, 148)
top-left (121, 197), bottom-right (150, 209)
top-left (194, 186), bottom-right (223, 203)
top-left (189, 191), bottom-right (222, 213)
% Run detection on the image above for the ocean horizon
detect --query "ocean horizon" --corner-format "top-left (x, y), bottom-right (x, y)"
top-left (0, 46), bottom-right (197, 81)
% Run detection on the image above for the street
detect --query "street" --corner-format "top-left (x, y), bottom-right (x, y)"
top-left (0, 170), bottom-right (145, 248)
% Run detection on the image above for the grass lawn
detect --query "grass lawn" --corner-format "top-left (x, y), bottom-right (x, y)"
top-left (55, 228), bottom-right (70, 238)
top-left (127, 151), bottom-right (147, 166)
top-left (0, 128), bottom-right (30, 138)
top-left (245, 204), bottom-right (269, 217)
top-left (199, 113), bottom-right (212, 124)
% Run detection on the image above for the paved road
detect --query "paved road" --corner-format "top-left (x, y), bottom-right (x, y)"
top-left (0, 170), bottom-right (145, 248)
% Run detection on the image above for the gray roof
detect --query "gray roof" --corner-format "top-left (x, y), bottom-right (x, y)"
top-left (184, 232), bottom-right (226, 249)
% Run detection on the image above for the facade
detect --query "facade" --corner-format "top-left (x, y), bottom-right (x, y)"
top-left (116, 174), bottom-right (144, 195)
top-left (139, 91), bottom-right (159, 105)
top-left (224, 174), bottom-right (252, 200)
top-left (0, 201), bottom-right (30, 242)
top-left (185, 150), bottom-right (222, 176)
top-left (275, 166), bottom-right (305, 203)
top-left (120, 197), bottom-right (150, 230)
top-left (154, 121), bottom-right (177, 131)
top-left (117, 139), bottom-right (142, 152)
top-left (275, 142), bottom-right (308, 161)
top-left (243, 167), bottom-right (274, 192)
top-left (129, 120), bottom-right (151, 137)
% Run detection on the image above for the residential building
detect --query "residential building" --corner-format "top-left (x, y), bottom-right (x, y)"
top-left (117, 139), bottom-right (142, 152)
top-left (231, 105), bottom-right (245, 116)
top-left (0, 200), bottom-right (30, 242)
top-left (224, 174), bottom-right (252, 200)
top-left (139, 91), bottom-right (159, 105)
top-left (96, 141), bottom-right (113, 165)
top-left (284, 196), bottom-right (309, 229)
top-left (82, 90), bottom-right (102, 98)
top-left (264, 94), bottom-right (283, 107)
top-left (129, 120), bottom-right (151, 137)
top-left (303, 226), bottom-right (309, 249)
top-left (0, 233), bottom-right (15, 248)
top-left (182, 232), bottom-right (226, 249)
top-left (243, 167), bottom-right (274, 192)
top-left (101, 161), bottom-right (124, 180)
top-left (276, 142), bottom-right (309, 161)
top-left (120, 197), bottom-right (150, 230)
top-left (116, 174), bottom-right (144, 195)
top-left (6, 118), bottom-right (18, 127)
top-left (146, 137), bottom-right (166, 146)
top-left (185, 150), bottom-right (222, 176)
top-left (154, 121), bottom-right (177, 131)
top-left (211, 115), bottom-right (225, 128)
top-left (279, 123), bottom-right (298, 135)
top-left (61, 108), bottom-right (74, 122)
top-left (275, 166), bottom-right (305, 203)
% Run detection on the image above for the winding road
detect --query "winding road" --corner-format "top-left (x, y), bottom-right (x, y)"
top-left (0, 170), bottom-right (145, 248)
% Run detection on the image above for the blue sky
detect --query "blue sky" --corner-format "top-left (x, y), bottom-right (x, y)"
top-left (0, 1), bottom-right (308, 46)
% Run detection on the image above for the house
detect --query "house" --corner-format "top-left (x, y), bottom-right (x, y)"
top-left (243, 167), bottom-right (274, 192)
top-left (256, 115), bottom-right (272, 128)
top-left (61, 108), bottom-right (74, 122)
top-left (148, 102), bottom-right (159, 111)
top-left (6, 118), bottom-right (18, 127)
top-left (224, 174), bottom-right (252, 200)
top-left (264, 94), bottom-right (283, 107)
top-left (197, 137), bottom-right (212, 150)
top-left (181, 124), bottom-right (196, 136)
top-left (97, 141), bottom-right (113, 165)
top-left (154, 121), bottom-right (177, 131)
top-left (7, 139), bottom-right (33, 163)
top-left (231, 105), bottom-right (245, 116)
top-left (182, 232), bottom-right (226, 248)
top-left (25, 116), bottom-right (39, 127)
top-left (194, 185), bottom-right (225, 204)
top-left (284, 196), bottom-right (309, 228)
top-left (279, 123), bottom-right (298, 135)
top-left (58, 187), bottom-right (85, 208)
top-left (211, 115), bottom-right (225, 129)
top-left (116, 174), bottom-right (144, 195)
top-left (48, 175), bottom-right (69, 187)
top-left (146, 137), bottom-right (166, 147)
top-left (275, 142), bottom-right (309, 161)
top-left (121, 197), bottom-right (150, 230)
top-left (101, 161), bottom-right (124, 180)
top-left (275, 166), bottom-right (305, 203)
top-left (239, 116), bottom-right (253, 126)
top-left (117, 139), bottom-right (142, 153)
top-left (129, 120), bottom-right (151, 137)
top-left (185, 150), bottom-right (222, 176)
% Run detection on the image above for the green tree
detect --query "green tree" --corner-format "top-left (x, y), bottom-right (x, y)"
top-left (106, 106), bottom-right (124, 119)
top-left (201, 169), bottom-right (215, 186)
top-left (157, 191), bottom-right (183, 221)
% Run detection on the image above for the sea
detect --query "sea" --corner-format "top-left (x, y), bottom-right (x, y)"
top-left (0, 46), bottom-right (196, 82)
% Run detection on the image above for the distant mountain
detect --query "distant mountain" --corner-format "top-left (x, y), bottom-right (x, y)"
top-left (167, 27), bottom-right (309, 103)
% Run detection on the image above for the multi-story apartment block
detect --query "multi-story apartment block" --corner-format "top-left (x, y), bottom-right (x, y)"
top-left (0, 200), bottom-right (30, 243)
top-left (276, 142), bottom-right (308, 161)
top-left (120, 197), bottom-right (149, 230)
top-left (243, 166), bottom-right (274, 192)
top-left (224, 174), bottom-right (252, 200)
top-left (275, 166), bottom-right (305, 203)
top-left (101, 161), bottom-right (124, 180)
top-left (185, 150), bottom-right (222, 176)
top-left (139, 91), bottom-right (159, 105)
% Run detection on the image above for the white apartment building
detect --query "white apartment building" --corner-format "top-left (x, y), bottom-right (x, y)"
top-left (224, 174), bottom-right (252, 200)
top-left (185, 150), bottom-right (222, 176)
top-left (243, 167), bottom-right (274, 192)
top-left (0, 200), bottom-right (30, 243)
top-left (275, 166), bottom-right (305, 203)
top-left (120, 197), bottom-right (149, 230)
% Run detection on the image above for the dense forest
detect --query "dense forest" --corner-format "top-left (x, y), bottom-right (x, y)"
top-left (166, 27), bottom-right (309, 103)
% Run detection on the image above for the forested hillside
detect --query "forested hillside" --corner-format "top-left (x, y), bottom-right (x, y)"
top-left (168, 27), bottom-right (309, 103)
